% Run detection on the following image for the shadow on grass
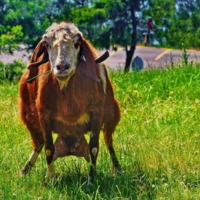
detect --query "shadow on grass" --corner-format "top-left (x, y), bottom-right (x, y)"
top-left (42, 162), bottom-right (157, 199)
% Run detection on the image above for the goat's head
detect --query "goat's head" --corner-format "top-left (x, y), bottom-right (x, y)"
top-left (27, 21), bottom-right (109, 85)
top-left (43, 22), bottom-right (83, 82)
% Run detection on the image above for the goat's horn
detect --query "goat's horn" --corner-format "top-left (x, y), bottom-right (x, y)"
top-left (95, 51), bottom-right (109, 64)
top-left (27, 51), bottom-right (49, 70)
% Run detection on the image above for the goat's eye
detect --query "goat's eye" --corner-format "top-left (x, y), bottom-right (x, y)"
top-left (47, 44), bottom-right (52, 49)
top-left (74, 40), bottom-right (82, 49)
top-left (74, 43), bottom-right (78, 49)
top-left (74, 33), bottom-right (82, 49)
top-left (44, 42), bottom-right (51, 49)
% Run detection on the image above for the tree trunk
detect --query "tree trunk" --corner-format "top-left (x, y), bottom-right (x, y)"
top-left (124, 1), bottom-right (138, 73)
top-left (124, 45), bottom-right (136, 73)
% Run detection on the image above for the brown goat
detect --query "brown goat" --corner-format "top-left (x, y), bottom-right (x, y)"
top-left (19, 21), bottom-right (121, 183)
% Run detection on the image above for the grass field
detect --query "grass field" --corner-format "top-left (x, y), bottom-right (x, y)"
top-left (0, 64), bottom-right (199, 199)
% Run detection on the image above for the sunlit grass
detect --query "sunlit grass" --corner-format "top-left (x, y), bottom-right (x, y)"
top-left (0, 64), bottom-right (200, 199)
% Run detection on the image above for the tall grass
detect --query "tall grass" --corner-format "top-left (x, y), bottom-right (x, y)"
top-left (0, 64), bottom-right (199, 199)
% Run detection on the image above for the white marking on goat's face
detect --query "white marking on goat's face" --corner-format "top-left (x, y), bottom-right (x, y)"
top-left (42, 22), bottom-right (82, 85)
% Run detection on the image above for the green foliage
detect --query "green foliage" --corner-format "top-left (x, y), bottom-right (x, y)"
top-left (181, 47), bottom-right (190, 66)
top-left (0, 64), bottom-right (200, 199)
top-left (1, 0), bottom-right (200, 51)
top-left (1, 0), bottom-right (200, 70)
top-left (0, 25), bottom-right (23, 54)
top-left (145, 0), bottom-right (175, 27)
top-left (166, 10), bottom-right (200, 48)
top-left (151, 0), bottom-right (200, 49)
top-left (71, 0), bottom-right (147, 71)
top-left (72, 0), bottom-right (142, 47)
top-left (0, 60), bottom-right (25, 82)
top-left (0, 0), bottom-right (55, 52)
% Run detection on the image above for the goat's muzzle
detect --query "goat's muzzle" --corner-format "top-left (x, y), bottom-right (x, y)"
top-left (56, 63), bottom-right (71, 71)
top-left (54, 64), bottom-right (75, 82)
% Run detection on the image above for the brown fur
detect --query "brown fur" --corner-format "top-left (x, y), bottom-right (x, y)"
top-left (19, 34), bottom-right (121, 182)
top-left (53, 135), bottom-right (89, 162)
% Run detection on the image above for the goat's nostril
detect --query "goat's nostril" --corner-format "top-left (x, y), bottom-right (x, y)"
top-left (56, 64), bottom-right (62, 70)
top-left (56, 64), bottom-right (71, 70)
top-left (65, 64), bottom-right (71, 69)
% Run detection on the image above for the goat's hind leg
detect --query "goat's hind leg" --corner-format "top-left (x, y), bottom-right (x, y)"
top-left (21, 122), bottom-right (44, 175)
top-left (103, 124), bottom-right (121, 172)
top-left (103, 103), bottom-right (121, 172)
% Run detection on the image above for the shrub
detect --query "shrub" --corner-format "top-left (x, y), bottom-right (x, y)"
top-left (0, 60), bottom-right (26, 82)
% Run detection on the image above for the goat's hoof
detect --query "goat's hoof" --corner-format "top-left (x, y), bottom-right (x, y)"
top-left (46, 172), bottom-right (62, 183)
top-left (20, 169), bottom-right (26, 176)
top-left (20, 164), bottom-right (32, 176)
top-left (46, 171), bottom-right (56, 181)
top-left (109, 165), bottom-right (122, 174)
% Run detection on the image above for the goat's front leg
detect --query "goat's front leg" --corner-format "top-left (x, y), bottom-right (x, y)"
top-left (44, 132), bottom-right (55, 180)
top-left (87, 113), bottom-right (102, 184)
top-left (88, 132), bottom-right (100, 184)
top-left (21, 145), bottom-right (43, 175)
top-left (39, 111), bottom-right (56, 180)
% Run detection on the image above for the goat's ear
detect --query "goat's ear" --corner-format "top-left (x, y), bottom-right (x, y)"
top-left (27, 40), bottom-right (49, 70)
top-left (26, 40), bottom-right (49, 83)
top-left (79, 39), bottom-right (101, 82)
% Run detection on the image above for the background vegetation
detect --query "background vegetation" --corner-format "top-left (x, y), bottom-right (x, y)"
top-left (0, 60), bottom-right (25, 82)
top-left (0, 64), bottom-right (199, 199)
top-left (1, 0), bottom-right (200, 71)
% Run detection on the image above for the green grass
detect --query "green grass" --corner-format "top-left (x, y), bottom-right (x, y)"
top-left (0, 64), bottom-right (200, 199)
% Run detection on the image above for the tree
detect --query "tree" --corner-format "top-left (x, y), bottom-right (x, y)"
top-left (143, 0), bottom-right (176, 47)
top-left (71, 0), bottom-right (149, 72)
top-left (103, 0), bottom-right (141, 72)
top-left (0, 0), bottom-right (24, 54)
top-left (0, 0), bottom-right (56, 54)
top-left (146, 0), bottom-right (200, 49)
top-left (0, 25), bottom-right (23, 54)
top-left (165, 0), bottom-right (200, 49)
top-left (3, 0), bottom-right (200, 68)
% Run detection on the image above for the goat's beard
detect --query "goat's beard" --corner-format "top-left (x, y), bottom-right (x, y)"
top-left (55, 69), bottom-right (75, 90)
